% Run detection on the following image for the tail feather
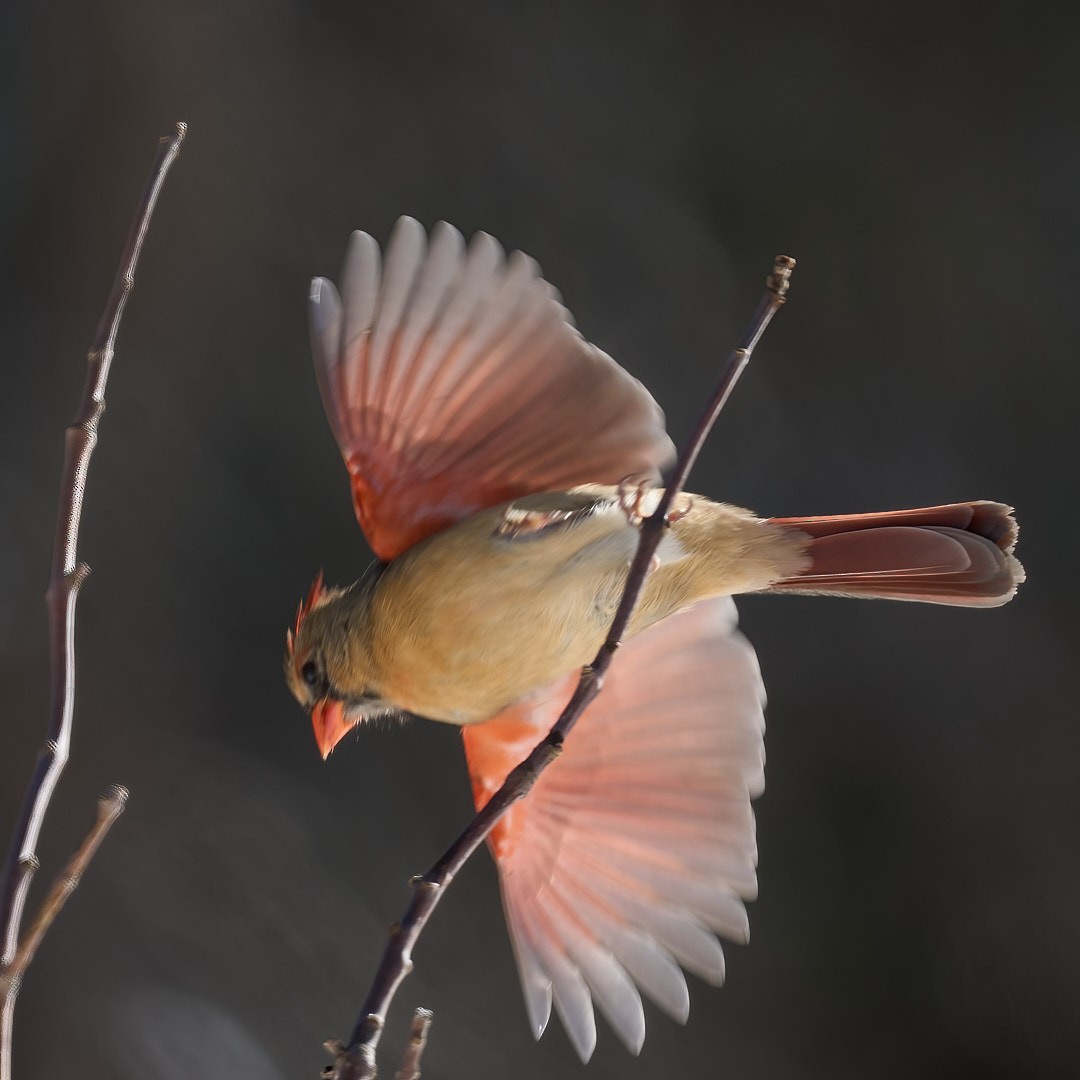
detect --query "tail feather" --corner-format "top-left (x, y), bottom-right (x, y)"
top-left (767, 501), bottom-right (1023, 607)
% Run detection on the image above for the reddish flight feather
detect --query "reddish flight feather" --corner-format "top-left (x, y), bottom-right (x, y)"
top-left (462, 598), bottom-right (764, 1060)
top-left (308, 216), bottom-right (675, 562)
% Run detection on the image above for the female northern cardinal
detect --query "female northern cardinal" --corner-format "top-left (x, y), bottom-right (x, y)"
top-left (285, 217), bottom-right (1022, 1060)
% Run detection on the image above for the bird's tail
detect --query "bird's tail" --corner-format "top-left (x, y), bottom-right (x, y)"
top-left (765, 501), bottom-right (1023, 607)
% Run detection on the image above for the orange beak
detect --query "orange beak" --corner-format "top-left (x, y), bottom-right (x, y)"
top-left (311, 697), bottom-right (354, 760)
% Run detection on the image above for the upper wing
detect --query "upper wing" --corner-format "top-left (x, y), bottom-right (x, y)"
top-left (461, 598), bottom-right (765, 1061)
top-left (309, 217), bottom-right (675, 561)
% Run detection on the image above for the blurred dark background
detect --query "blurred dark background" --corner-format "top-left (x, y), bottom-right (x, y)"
top-left (1, 2), bottom-right (1076, 1077)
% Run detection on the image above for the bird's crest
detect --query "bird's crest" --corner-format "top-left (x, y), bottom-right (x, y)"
top-left (285, 571), bottom-right (326, 656)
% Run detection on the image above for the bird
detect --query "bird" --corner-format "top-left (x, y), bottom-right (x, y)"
top-left (284, 216), bottom-right (1023, 1061)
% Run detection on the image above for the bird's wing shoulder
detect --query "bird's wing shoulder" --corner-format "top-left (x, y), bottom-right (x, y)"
top-left (461, 597), bottom-right (765, 1060)
top-left (309, 217), bottom-right (675, 561)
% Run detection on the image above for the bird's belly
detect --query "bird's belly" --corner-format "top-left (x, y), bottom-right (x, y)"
top-left (362, 489), bottom-right (794, 724)
top-left (369, 522), bottom-right (630, 724)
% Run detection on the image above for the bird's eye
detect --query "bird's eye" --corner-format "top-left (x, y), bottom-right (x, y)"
top-left (301, 659), bottom-right (319, 687)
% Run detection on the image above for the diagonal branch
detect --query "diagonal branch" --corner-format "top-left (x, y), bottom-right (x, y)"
top-left (0, 122), bottom-right (186, 1080)
top-left (0, 786), bottom-right (128, 994)
top-left (325, 255), bottom-right (796, 1080)
top-left (0, 789), bottom-right (128, 1080)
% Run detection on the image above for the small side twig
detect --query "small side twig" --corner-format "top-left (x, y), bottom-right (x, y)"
top-left (0, 787), bottom-right (128, 995)
top-left (0, 123), bottom-right (186, 1080)
top-left (325, 255), bottom-right (796, 1079)
top-left (393, 1009), bottom-right (433, 1080)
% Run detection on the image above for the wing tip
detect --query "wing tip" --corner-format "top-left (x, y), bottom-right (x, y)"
top-left (308, 277), bottom-right (343, 377)
top-left (308, 275), bottom-right (340, 315)
top-left (344, 228), bottom-right (380, 269)
top-left (388, 213), bottom-right (426, 250)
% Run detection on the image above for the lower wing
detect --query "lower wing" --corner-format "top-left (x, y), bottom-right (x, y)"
top-left (462, 597), bottom-right (764, 1060)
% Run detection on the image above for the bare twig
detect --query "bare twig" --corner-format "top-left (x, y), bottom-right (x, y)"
top-left (325, 255), bottom-right (796, 1079)
top-left (1, 787), bottom-right (128, 993)
top-left (0, 123), bottom-right (186, 1080)
top-left (393, 1009), bottom-right (433, 1080)
top-left (325, 1006), bottom-right (435, 1080)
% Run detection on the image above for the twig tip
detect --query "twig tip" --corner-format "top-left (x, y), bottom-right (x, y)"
top-left (767, 255), bottom-right (796, 299)
top-left (394, 1008), bottom-right (434, 1080)
top-left (99, 785), bottom-right (129, 812)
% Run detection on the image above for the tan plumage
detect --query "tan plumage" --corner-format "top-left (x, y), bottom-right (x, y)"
top-left (297, 486), bottom-right (807, 724)
top-left (284, 218), bottom-right (1023, 1061)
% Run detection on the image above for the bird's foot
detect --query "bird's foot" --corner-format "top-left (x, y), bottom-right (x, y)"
top-left (664, 494), bottom-right (695, 525)
top-left (617, 474), bottom-right (661, 526)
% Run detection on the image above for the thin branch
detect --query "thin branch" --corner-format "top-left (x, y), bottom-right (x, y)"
top-left (393, 1009), bottom-right (433, 1080)
top-left (0, 123), bottom-right (186, 1080)
top-left (1, 786), bottom-right (128, 992)
top-left (0, 787), bottom-right (127, 1080)
top-left (325, 255), bottom-right (796, 1079)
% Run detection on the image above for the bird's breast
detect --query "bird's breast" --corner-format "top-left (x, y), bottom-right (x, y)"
top-left (367, 495), bottom-right (649, 723)
top-left (362, 487), bottom-right (800, 725)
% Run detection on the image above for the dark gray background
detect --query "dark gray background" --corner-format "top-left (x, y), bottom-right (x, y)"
top-left (1, 2), bottom-right (1076, 1077)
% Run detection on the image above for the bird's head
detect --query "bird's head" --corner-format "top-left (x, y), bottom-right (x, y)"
top-left (284, 573), bottom-right (394, 759)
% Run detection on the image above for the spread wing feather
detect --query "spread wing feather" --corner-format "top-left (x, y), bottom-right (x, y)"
top-left (309, 217), bottom-right (675, 560)
top-left (461, 598), bottom-right (764, 1060)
